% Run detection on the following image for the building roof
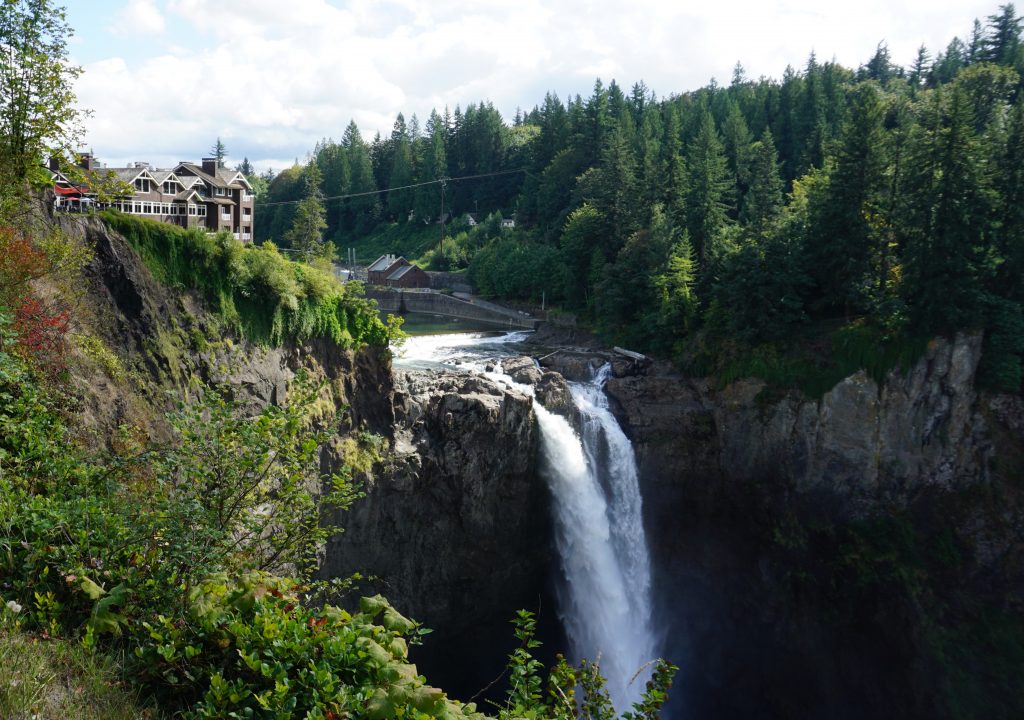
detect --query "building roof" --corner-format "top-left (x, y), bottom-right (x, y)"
top-left (368, 254), bottom-right (398, 272)
top-left (387, 264), bottom-right (419, 281)
top-left (108, 167), bottom-right (151, 183)
top-left (217, 168), bottom-right (252, 190)
top-left (175, 162), bottom-right (223, 188)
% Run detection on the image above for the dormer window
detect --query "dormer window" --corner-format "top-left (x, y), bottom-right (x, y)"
top-left (163, 181), bottom-right (177, 193)
top-left (135, 178), bottom-right (150, 192)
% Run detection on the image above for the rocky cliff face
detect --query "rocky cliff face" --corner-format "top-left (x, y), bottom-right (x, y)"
top-left (603, 333), bottom-right (992, 516)
top-left (319, 368), bottom-right (555, 698)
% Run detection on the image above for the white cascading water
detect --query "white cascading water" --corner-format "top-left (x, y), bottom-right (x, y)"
top-left (536, 363), bottom-right (657, 710)
top-left (397, 335), bottom-right (657, 710)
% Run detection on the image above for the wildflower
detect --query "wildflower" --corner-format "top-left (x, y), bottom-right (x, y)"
top-left (5, 600), bottom-right (22, 614)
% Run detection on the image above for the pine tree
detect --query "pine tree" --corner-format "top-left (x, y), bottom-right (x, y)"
top-left (740, 127), bottom-right (784, 233)
top-left (387, 137), bottom-right (413, 220)
top-left (984, 3), bottom-right (1022, 65)
top-left (967, 18), bottom-right (987, 64)
top-left (721, 100), bottom-right (754, 216)
top-left (210, 137), bottom-right (228, 167)
top-left (685, 110), bottom-right (734, 265)
top-left (340, 121), bottom-right (379, 237)
top-left (809, 83), bottom-right (887, 316)
top-left (930, 38), bottom-right (967, 85)
top-left (901, 86), bottom-right (991, 332)
top-left (316, 141), bottom-right (350, 239)
top-left (908, 45), bottom-right (931, 89)
top-left (414, 110), bottom-right (448, 223)
top-left (283, 160), bottom-right (328, 260)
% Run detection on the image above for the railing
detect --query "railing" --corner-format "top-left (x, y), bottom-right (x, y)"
top-left (233, 232), bottom-right (240, 240)
top-left (221, 212), bottom-right (232, 221)
top-left (243, 194), bottom-right (255, 202)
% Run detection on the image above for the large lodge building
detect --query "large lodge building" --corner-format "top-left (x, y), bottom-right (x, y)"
top-left (52, 154), bottom-right (255, 242)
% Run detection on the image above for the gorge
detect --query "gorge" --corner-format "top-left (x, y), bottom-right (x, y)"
top-left (16, 208), bottom-right (1023, 719)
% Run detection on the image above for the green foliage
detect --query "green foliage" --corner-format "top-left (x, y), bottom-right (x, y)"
top-left (708, 322), bottom-right (927, 398)
top-left (283, 159), bottom-right (329, 259)
top-left (150, 375), bottom-right (360, 579)
top-left (136, 579), bottom-right (483, 720)
top-left (493, 611), bottom-right (677, 720)
top-left (0, 0), bottom-right (85, 188)
top-left (101, 211), bottom-right (389, 348)
top-left (469, 237), bottom-right (565, 302)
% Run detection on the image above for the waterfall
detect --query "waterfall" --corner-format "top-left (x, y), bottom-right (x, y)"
top-left (398, 332), bottom-right (658, 710)
top-left (534, 363), bottom-right (657, 711)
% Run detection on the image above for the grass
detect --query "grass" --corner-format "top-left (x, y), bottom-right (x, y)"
top-left (0, 620), bottom-right (155, 720)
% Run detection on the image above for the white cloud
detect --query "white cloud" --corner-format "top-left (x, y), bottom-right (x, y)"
top-left (77, 0), bottom-right (1000, 171)
top-left (109, 0), bottom-right (166, 36)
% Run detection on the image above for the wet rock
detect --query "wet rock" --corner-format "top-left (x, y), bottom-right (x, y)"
top-left (536, 370), bottom-right (576, 425)
top-left (502, 355), bottom-right (543, 385)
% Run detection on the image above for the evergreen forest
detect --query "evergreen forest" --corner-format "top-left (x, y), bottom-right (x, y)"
top-left (257, 4), bottom-right (1024, 393)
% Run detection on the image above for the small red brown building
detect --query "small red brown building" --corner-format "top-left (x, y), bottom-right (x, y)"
top-left (385, 263), bottom-right (430, 289)
top-left (366, 254), bottom-right (430, 288)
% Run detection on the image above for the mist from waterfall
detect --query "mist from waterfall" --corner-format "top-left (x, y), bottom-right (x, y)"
top-left (535, 363), bottom-right (657, 711)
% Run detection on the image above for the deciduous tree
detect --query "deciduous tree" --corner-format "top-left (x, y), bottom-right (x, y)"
top-left (0, 0), bottom-right (85, 187)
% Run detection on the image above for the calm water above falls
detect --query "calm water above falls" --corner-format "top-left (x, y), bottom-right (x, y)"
top-left (395, 332), bottom-right (659, 711)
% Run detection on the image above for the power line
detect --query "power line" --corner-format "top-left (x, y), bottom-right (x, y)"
top-left (254, 168), bottom-right (528, 208)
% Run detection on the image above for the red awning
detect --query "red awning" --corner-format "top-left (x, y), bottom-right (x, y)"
top-left (54, 185), bottom-right (83, 197)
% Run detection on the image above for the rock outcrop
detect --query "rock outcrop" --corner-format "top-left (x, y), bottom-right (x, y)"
top-left (607, 333), bottom-right (992, 516)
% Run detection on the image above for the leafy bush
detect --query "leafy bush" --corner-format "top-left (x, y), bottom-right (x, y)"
top-left (101, 212), bottom-right (389, 348)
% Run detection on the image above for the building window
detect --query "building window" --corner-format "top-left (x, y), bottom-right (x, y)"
top-left (198, 205), bottom-right (206, 217)
top-left (188, 204), bottom-right (196, 216)
top-left (135, 178), bottom-right (149, 192)
top-left (142, 202), bottom-right (152, 214)
top-left (134, 202), bottom-right (142, 214)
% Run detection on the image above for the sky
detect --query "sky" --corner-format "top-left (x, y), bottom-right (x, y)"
top-left (64, 0), bottom-right (1001, 172)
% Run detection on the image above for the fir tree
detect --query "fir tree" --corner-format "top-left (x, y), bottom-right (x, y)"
top-left (284, 160), bottom-right (328, 259)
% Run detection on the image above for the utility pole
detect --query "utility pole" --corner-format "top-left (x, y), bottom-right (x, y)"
top-left (439, 177), bottom-right (448, 256)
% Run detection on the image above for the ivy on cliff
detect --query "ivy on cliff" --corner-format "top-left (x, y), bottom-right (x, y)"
top-left (101, 211), bottom-right (395, 348)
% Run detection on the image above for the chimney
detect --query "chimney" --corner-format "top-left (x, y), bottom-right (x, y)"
top-left (78, 152), bottom-right (96, 171)
top-left (201, 157), bottom-right (218, 175)
top-left (48, 156), bottom-right (60, 172)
